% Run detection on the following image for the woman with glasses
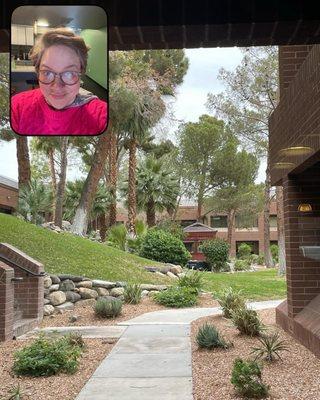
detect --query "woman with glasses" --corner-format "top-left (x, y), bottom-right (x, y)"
top-left (11, 28), bottom-right (108, 135)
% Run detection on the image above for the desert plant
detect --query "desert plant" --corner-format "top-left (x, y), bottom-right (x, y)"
top-left (153, 286), bottom-right (197, 308)
top-left (95, 297), bottom-right (122, 318)
top-left (237, 243), bottom-right (252, 259)
top-left (234, 259), bottom-right (251, 271)
top-left (178, 271), bottom-right (204, 294)
top-left (196, 323), bottom-right (231, 349)
top-left (5, 384), bottom-right (25, 400)
top-left (231, 306), bottom-right (264, 336)
top-left (199, 238), bottom-right (229, 272)
top-left (65, 332), bottom-right (85, 349)
top-left (250, 332), bottom-right (289, 362)
top-left (107, 224), bottom-right (127, 251)
top-left (231, 358), bottom-right (269, 398)
top-left (139, 228), bottom-right (191, 266)
top-left (124, 283), bottom-right (142, 304)
top-left (214, 287), bottom-right (246, 318)
top-left (13, 334), bottom-right (82, 376)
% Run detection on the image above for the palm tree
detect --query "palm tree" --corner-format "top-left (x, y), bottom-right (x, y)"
top-left (18, 179), bottom-right (52, 225)
top-left (135, 156), bottom-right (179, 227)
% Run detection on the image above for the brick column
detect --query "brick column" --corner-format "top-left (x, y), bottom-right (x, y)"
top-left (0, 262), bottom-right (14, 341)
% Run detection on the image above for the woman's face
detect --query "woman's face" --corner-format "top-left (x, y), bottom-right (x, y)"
top-left (39, 45), bottom-right (81, 110)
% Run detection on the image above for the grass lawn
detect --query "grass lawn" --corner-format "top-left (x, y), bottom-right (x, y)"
top-left (202, 269), bottom-right (286, 301)
top-left (0, 214), bottom-right (168, 284)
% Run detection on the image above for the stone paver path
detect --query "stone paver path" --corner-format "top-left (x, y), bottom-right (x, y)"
top-left (76, 299), bottom-right (283, 400)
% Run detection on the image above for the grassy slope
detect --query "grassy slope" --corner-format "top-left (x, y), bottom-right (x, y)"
top-left (202, 269), bottom-right (286, 301)
top-left (0, 214), bottom-right (169, 284)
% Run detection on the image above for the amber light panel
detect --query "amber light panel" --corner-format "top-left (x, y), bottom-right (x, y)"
top-left (278, 146), bottom-right (313, 157)
top-left (272, 162), bottom-right (295, 169)
top-left (298, 203), bottom-right (313, 212)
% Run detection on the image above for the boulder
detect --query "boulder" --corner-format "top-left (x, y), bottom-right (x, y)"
top-left (44, 288), bottom-right (50, 297)
top-left (43, 276), bottom-right (52, 289)
top-left (170, 265), bottom-right (183, 275)
top-left (76, 280), bottom-right (93, 289)
top-left (167, 271), bottom-right (178, 279)
top-left (116, 281), bottom-right (127, 287)
top-left (98, 295), bottom-right (118, 302)
top-left (79, 287), bottom-right (98, 299)
top-left (55, 302), bottom-right (74, 312)
top-left (49, 284), bottom-right (60, 292)
top-left (59, 279), bottom-right (76, 292)
top-left (155, 271), bottom-right (166, 277)
top-left (44, 305), bottom-right (55, 316)
top-left (92, 280), bottom-right (116, 289)
top-left (58, 274), bottom-right (84, 282)
top-left (44, 298), bottom-right (51, 305)
top-left (62, 220), bottom-right (71, 230)
top-left (140, 284), bottom-right (167, 291)
top-left (65, 291), bottom-right (81, 303)
top-left (110, 287), bottom-right (125, 297)
top-left (48, 291), bottom-right (66, 306)
top-left (144, 266), bottom-right (158, 273)
top-left (75, 299), bottom-right (97, 308)
top-left (141, 290), bottom-right (149, 298)
top-left (69, 315), bottom-right (80, 323)
top-left (49, 275), bottom-right (61, 284)
top-left (158, 266), bottom-right (170, 274)
top-left (96, 287), bottom-right (109, 296)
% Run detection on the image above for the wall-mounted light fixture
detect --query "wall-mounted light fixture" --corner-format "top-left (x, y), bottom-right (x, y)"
top-left (272, 162), bottom-right (295, 169)
top-left (298, 203), bottom-right (313, 212)
top-left (279, 146), bottom-right (313, 157)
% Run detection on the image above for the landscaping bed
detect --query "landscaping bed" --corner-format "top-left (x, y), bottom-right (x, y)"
top-left (191, 309), bottom-right (320, 400)
top-left (41, 293), bottom-right (219, 328)
top-left (0, 338), bottom-right (114, 400)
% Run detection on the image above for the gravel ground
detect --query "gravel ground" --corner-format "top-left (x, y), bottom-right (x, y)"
top-left (41, 293), bottom-right (219, 328)
top-left (0, 338), bottom-right (114, 400)
top-left (191, 309), bottom-right (320, 400)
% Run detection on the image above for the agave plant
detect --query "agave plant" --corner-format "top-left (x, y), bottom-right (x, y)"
top-left (250, 331), bottom-right (289, 362)
top-left (196, 323), bottom-right (231, 349)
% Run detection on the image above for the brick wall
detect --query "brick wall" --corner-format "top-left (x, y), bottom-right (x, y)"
top-left (283, 162), bottom-right (320, 318)
top-left (0, 185), bottom-right (18, 211)
top-left (0, 262), bottom-right (14, 341)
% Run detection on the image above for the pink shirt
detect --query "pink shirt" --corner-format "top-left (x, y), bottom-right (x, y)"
top-left (11, 88), bottom-right (108, 135)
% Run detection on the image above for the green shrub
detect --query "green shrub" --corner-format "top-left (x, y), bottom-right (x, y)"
top-left (178, 271), bottom-right (204, 294)
top-left (124, 283), bottom-right (142, 304)
top-left (65, 332), bottom-right (85, 349)
top-left (214, 287), bottom-right (246, 319)
top-left (139, 228), bottom-right (191, 266)
top-left (196, 323), bottom-right (231, 349)
top-left (13, 335), bottom-right (83, 376)
top-left (270, 244), bottom-right (279, 263)
top-left (199, 238), bottom-right (229, 272)
top-left (250, 332), bottom-right (289, 362)
top-left (231, 306), bottom-right (264, 336)
top-left (257, 253), bottom-right (265, 265)
top-left (237, 243), bottom-right (252, 259)
top-left (231, 358), bottom-right (269, 398)
top-left (250, 254), bottom-right (259, 265)
top-left (107, 224), bottom-right (127, 251)
top-left (95, 297), bottom-right (122, 318)
top-left (234, 259), bottom-right (251, 271)
top-left (156, 220), bottom-right (185, 240)
top-left (153, 286), bottom-right (197, 308)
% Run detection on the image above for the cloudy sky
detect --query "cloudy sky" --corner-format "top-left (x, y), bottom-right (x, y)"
top-left (0, 47), bottom-right (266, 182)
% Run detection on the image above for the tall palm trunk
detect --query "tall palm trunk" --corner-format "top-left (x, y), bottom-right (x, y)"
top-left (264, 160), bottom-right (274, 267)
top-left (54, 137), bottom-right (68, 227)
top-left (71, 133), bottom-right (111, 235)
top-left (146, 197), bottom-right (156, 227)
top-left (109, 128), bottom-right (117, 227)
top-left (227, 208), bottom-right (236, 255)
top-left (276, 185), bottom-right (286, 275)
top-left (16, 136), bottom-right (30, 189)
top-left (127, 138), bottom-right (137, 235)
top-left (48, 147), bottom-right (57, 220)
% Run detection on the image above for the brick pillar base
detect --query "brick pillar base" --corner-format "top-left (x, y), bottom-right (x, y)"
top-left (0, 262), bottom-right (14, 341)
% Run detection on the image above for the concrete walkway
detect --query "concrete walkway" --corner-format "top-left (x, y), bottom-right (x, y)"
top-left (76, 299), bottom-right (283, 400)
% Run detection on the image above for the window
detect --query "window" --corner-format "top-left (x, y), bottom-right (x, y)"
top-left (210, 215), bottom-right (227, 228)
top-left (184, 242), bottom-right (194, 252)
top-left (180, 219), bottom-right (197, 228)
top-left (269, 215), bottom-right (278, 228)
top-left (235, 214), bottom-right (258, 229)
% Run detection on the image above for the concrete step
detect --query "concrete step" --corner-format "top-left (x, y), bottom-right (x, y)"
top-left (13, 318), bottom-right (38, 339)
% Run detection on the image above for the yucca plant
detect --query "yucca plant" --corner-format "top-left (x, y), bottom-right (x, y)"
top-left (124, 283), bottom-right (142, 304)
top-left (6, 384), bottom-right (25, 400)
top-left (95, 298), bottom-right (122, 318)
top-left (196, 323), bottom-right (231, 349)
top-left (231, 306), bottom-right (264, 336)
top-left (65, 332), bottom-right (85, 349)
top-left (250, 332), bottom-right (289, 362)
top-left (178, 271), bottom-right (204, 294)
top-left (214, 287), bottom-right (246, 318)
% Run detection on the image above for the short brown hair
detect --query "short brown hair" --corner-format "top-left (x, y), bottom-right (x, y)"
top-left (29, 28), bottom-right (90, 72)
